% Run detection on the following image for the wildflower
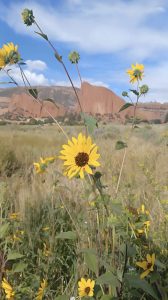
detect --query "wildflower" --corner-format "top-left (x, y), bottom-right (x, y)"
top-left (43, 156), bottom-right (56, 164)
top-left (137, 204), bottom-right (149, 215)
top-left (42, 226), bottom-right (50, 232)
top-left (43, 243), bottom-right (51, 257)
top-left (2, 43), bottom-right (20, 65)
top-left (127, 63), bottom-right (144, 83)
top-left (136, 253), bottom-right (155, 279)
top-left (33, 159), bottom-right (47, 174)
top-left (78, 278), bottom-right (95, 297)
top-left (0, 47), bottom-right (7, 68)
top-left (36, 279), bottom-right (47, 300)
top-left (2, 278), bottom-right (15, 299)
top-left (68, 51), bottom-right (80, 64)
top-left (21, 8), bottom-right (35, 26)
top-left (59, 133), bottom-right (100, 179)
top-left (9, 212), bottom-right (20, 220)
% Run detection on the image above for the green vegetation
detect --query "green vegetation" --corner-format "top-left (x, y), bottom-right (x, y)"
top-left (0, 124), bottom-right (168, 299)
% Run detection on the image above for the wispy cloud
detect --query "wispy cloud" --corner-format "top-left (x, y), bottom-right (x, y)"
top-left (1, 0), bottom-right (167, 59)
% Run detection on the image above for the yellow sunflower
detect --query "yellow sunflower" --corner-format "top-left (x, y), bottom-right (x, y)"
top-left (78, 278), bottom-right (95, 297)
top-left (59, 133), bottom-right (100, 179)
top-left (2, 278), bottom-right (15, 299)
top-left (0, 47), bottom-right (7, 68)
top-left (136, 253), bottom-right (155, 279)
top-left (127, 63), bottom-right (144, 83)
top-left (36, 279), bottom-right (47, 300)
top-left (2, 42), bottom-right (20, 65)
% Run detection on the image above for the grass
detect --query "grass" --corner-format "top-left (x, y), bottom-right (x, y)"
top-left (0, 123), bottom-right (168, 299)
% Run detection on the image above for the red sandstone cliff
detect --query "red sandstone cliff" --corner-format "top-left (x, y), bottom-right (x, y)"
top-left (0, 83), bottom-right (168, 122)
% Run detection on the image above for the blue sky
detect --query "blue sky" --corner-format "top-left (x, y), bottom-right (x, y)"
top-left (1, 0), bottom-right (168, 102)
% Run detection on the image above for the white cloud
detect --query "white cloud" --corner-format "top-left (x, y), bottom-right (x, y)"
top-left (0, 60), bottom-right (49, 86)
top-left (25, 59), bottom-right (47, 71)
top-left (1, 0), bottom-right (168, 60)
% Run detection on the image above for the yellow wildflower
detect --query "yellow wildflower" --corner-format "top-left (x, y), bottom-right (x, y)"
top-left (2, 278), bottom-right (15, 299)
top-left (137, 204), bottom-right (149, 215)
top-left (127, 63), bottom-right (144, 83)
top-left (36, 279), bottom-right (47, 300)
top-left (43, 243), bottom-right (51, 257)
top-left (9, 212), bottom-right (20, 220)
top-left (136, 253), bottom-right (155, 279)
top-left (0, 47), bottom-right (6, 68)
top-left (78, 278), bottom-right (95, 297)
top-left (59, 133), bottom-right (100, 179)
top-left (1, 42), bottom-right (20, 66)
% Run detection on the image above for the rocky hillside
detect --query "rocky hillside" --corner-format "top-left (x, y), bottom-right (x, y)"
top-left (0, 83), bottom-right (168, 122)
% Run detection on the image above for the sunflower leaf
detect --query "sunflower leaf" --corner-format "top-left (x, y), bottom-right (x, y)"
top-left (97, 271), bottom-right (119, 287)
top-left (7, 252), bottom-right (24, 261)
top-left (0, 223), bottom-right (10, 238)
top-left (56, 231), bottom-right (77, 240)
top-left (129, 89), bottom-right (139, 96)
top-left (119, 103), bottom-right (134, 113)
top-left (81, 248), bottom-right (98, 275)
top-left (28, 88), bottom-right (38, 99)
top-left (35, 31), bottom-right (48, 41)
top-left (124, 274), bottom-right (160, 300)
top-left (81, 113), bottom-right (98, 134)
top-left (115, 140), bottom-right (127, 150)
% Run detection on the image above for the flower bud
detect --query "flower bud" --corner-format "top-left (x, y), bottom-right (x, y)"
top-left (122, 91), bottom-right (128, 97)
top-left (140, 84), bottom-right (149, 94)
top-left (68, 51), bottom-right (80, 64)
top-left (21, 8), bottom-right (35, 26)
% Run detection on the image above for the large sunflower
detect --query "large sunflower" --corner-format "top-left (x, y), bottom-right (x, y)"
top-left (2, 42), bottom-right (20, 65)
top-left (59, 133), bottom-right (100, 179)
top-left (78, 278), bottom-right (95, 297)
top-left (2, 278), bottom-right (15, 299)
top-left (136, 253), bottom-right (155, 279)
top-left (127, 63), bottom-right (144, 83)
top-left (0, 47), bottom-right (7, 68)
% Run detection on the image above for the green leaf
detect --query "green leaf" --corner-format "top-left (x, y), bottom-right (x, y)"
top-left (124, 274), bottom-right (159, 300)
top-left (81, 112), bottom-right (98, 134)
top-left (115, 140), bottom-right (127, 150)
top-left (56, 231), bottom-right (77, 240)
top-left (129, 89), bottom-right (139, 96)
top-left (101, 296), bottom-right (114, 300)
top-left (0, 223), bottom-right (10, 238)
top-left (82, 248), bottom-right (98, 274)
top-left (35, 31), bottom-right (48, 41)
top-left (43, 98), bottom-right (59, 109)
top-left (55, 296), bottom-right (69, 300)
top-left (12, 262), bottom-right (27, 273)
top-left (97, 271), bottom-right (119, 287)
top-left (7, 252), bottom-right (24, 261)
top-left (28, 89), bottom-right (38, 99)
top-left (119, 103), bottom-right (134, 112)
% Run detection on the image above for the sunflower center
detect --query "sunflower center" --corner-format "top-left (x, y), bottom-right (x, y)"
top-left (75, 152), bottom-right (89, 167)
top-left (133, 69), bottom-right (142, 77)
top-left (147, 262), bottom-right (152, 269)
top-left (85, 287), bottom-right (91, 295)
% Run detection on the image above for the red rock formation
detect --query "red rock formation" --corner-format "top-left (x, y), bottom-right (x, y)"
top-left (8, 93), bottom-right (66, 118)
top-left (78, 82), bottom-right (125, 117)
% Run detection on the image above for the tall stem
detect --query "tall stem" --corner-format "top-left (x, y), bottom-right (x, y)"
top-left (34, 20), bottom-right (83, 114)
top-left (76, 63), bottom-right (82, 85)
top-left (11, 63), bottom-right (69, 140)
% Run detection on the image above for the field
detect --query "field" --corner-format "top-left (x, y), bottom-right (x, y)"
top-left (0, 123), bottom-right (168, 299)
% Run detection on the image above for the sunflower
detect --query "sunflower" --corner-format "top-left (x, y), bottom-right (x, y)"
top-left (2, 278), bottom-right (15, 299)
top-left (136, 253), bottom-right (155, 279)
top-left (36, 279), bottom-right (47, 300)
top-left (2, 42), bottom-right (20, 65)
top-left (78, 278), bottom-right (95, 297)
top-left (127, 63), bottom-right (144, 83)
top-left (0, 47), bottom-right (7, 68)
top-left (59, 133), bottom-right (100, 179)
